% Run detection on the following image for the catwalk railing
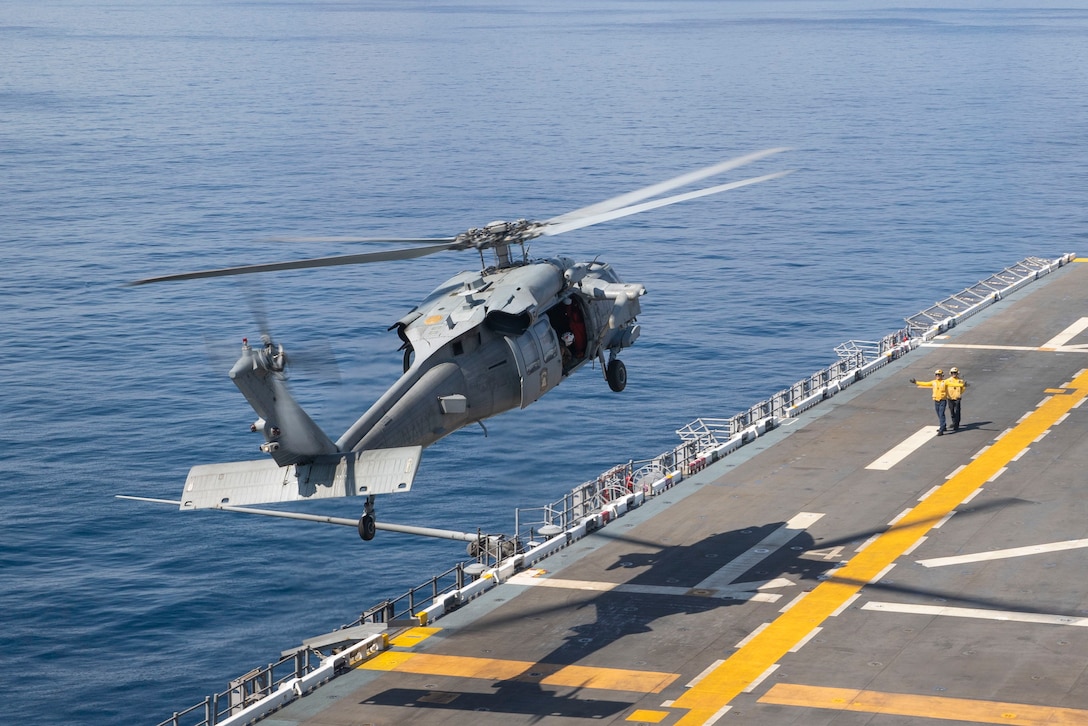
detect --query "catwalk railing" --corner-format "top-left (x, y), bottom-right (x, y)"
top-left (155, 253), bottom-right (1070, 726)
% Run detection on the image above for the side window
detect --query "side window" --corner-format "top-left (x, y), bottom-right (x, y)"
top-left (517, 333), bottom-right (541, 374)
top-left (536, 319), bottom-right (559, 363)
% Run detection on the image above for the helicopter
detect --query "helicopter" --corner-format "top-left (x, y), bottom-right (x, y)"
top-left (128, 148), bottom-right (793, 541)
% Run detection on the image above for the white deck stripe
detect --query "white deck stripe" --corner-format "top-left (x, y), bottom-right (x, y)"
top-left (924, 342), bottom-right (1088, 353)
top-left (704, 703), bottom-right (733, 724)
top-left (509, 512), bottom-right (824, 603)
top-left (961, 487), bottom-right (983, 504)
top-left (866, 427), bottom-right (937, 470)
top-left (686, 659), bottom-right (726, 688)
top-left (735, 622), bottom-right (769, 648)
top-left (1041, 317), bottom-right (1088, 349)
top-left (921, 343), bottom-right (1038, 351)
top-left (917, 537), bottom-right (1088, 568)
top-left (789, 626), bottom-right (821, 653)
top-left (506, 573), bottom-right (783, 602)
top-left (694, 512), bottom-right (823, 591)
top-left (743, 664), bottom-right (779, 693)
top-left (862, 601), bottom-right (1088, 627)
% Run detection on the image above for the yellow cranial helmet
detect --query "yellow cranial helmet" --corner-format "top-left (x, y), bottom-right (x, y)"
top-left (934, 369), bottom-right (943, 376)
top-left (950, 367), bottom-right (959, 374)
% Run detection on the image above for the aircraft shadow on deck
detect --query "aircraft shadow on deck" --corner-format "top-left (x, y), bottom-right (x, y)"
top-left (360, 522), bottom-right (835, 719)
top-left (362, 498), bottom-right (1041, 718)
top-left (360, 684), bottom-right (631, 719)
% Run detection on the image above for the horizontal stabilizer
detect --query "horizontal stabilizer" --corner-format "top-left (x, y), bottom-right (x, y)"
top-left (179, 447), bottom-right (421, 510)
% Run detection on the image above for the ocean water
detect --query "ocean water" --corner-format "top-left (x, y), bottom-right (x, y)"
top-left (3, 2), bottom-right (1087, 723)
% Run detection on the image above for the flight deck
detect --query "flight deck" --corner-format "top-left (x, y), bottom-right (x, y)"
top-left (202, 257), bottom-right (1088, 725)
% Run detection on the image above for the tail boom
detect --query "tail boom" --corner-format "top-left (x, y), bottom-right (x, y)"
top-left (229, 338), bottom-right (337, 466)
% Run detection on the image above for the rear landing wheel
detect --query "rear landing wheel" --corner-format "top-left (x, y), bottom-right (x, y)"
top-left (358, 514), bottom-right (376, 541)
top-left (606, 358), bottom-right (627, 392)
top-left (358, 496), bottom-right (377, 541)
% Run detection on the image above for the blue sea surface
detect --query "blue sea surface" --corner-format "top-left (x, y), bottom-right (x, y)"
top-left (3, 2), bottom-right (1087, 723)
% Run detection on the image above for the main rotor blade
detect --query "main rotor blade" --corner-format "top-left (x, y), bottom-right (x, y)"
top-left (546, 147), bottom-right (790, 225)
top-left (541, 169), bottom-right (795, 237)
top-left (130, 242), bottom-right (456, 285)
top-left (260, 236), bottom-right (457, 245)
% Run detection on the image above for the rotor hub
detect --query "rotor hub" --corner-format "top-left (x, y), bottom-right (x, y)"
top-left (453, 219), bottom-right (542, 250)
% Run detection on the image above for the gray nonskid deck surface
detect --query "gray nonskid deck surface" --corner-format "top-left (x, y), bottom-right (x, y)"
top-left (268, 260), bottom-right (1088, 725)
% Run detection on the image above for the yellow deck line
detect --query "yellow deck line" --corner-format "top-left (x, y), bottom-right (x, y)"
top-left (760, 683), bottom-right (1088, 725)
top-left (361, 651), bottom-right (678, 693)
top-left (670, 370), bottom-right (1088, 725)
top-left (388, 626), bottom-right (441, 648)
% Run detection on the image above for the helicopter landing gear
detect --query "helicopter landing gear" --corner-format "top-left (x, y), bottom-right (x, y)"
top-left (358, 495), bottom-right (377, 541)
top-left (606, 358), bottom-right (627, 392)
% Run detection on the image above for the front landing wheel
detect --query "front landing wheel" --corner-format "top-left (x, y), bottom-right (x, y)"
top-left (606, 358), bottom-right (627, 392)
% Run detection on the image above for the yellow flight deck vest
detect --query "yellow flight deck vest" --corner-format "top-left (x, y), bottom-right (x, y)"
top-left (915, 378), bottom-right (949, 401)
top-left (946, 376), bottom-right (965, 400)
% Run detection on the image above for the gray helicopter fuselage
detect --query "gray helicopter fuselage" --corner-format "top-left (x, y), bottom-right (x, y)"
top-left (335, 256), bottom-right (643, 454)
top-left (130, 150), bottom-right (791, 522)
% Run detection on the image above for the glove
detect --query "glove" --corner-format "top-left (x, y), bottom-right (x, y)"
top-left (909, 378), bottom-right (916, 384)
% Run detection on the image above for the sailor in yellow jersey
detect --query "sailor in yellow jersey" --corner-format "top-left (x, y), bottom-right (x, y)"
top-left (910, 369), bottom-right (949, 435)
top-left (946, 366), bottom-right (967, 431)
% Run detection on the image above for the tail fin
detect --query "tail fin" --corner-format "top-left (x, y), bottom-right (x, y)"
top-left (229, 338), bottom-right (338, 466)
